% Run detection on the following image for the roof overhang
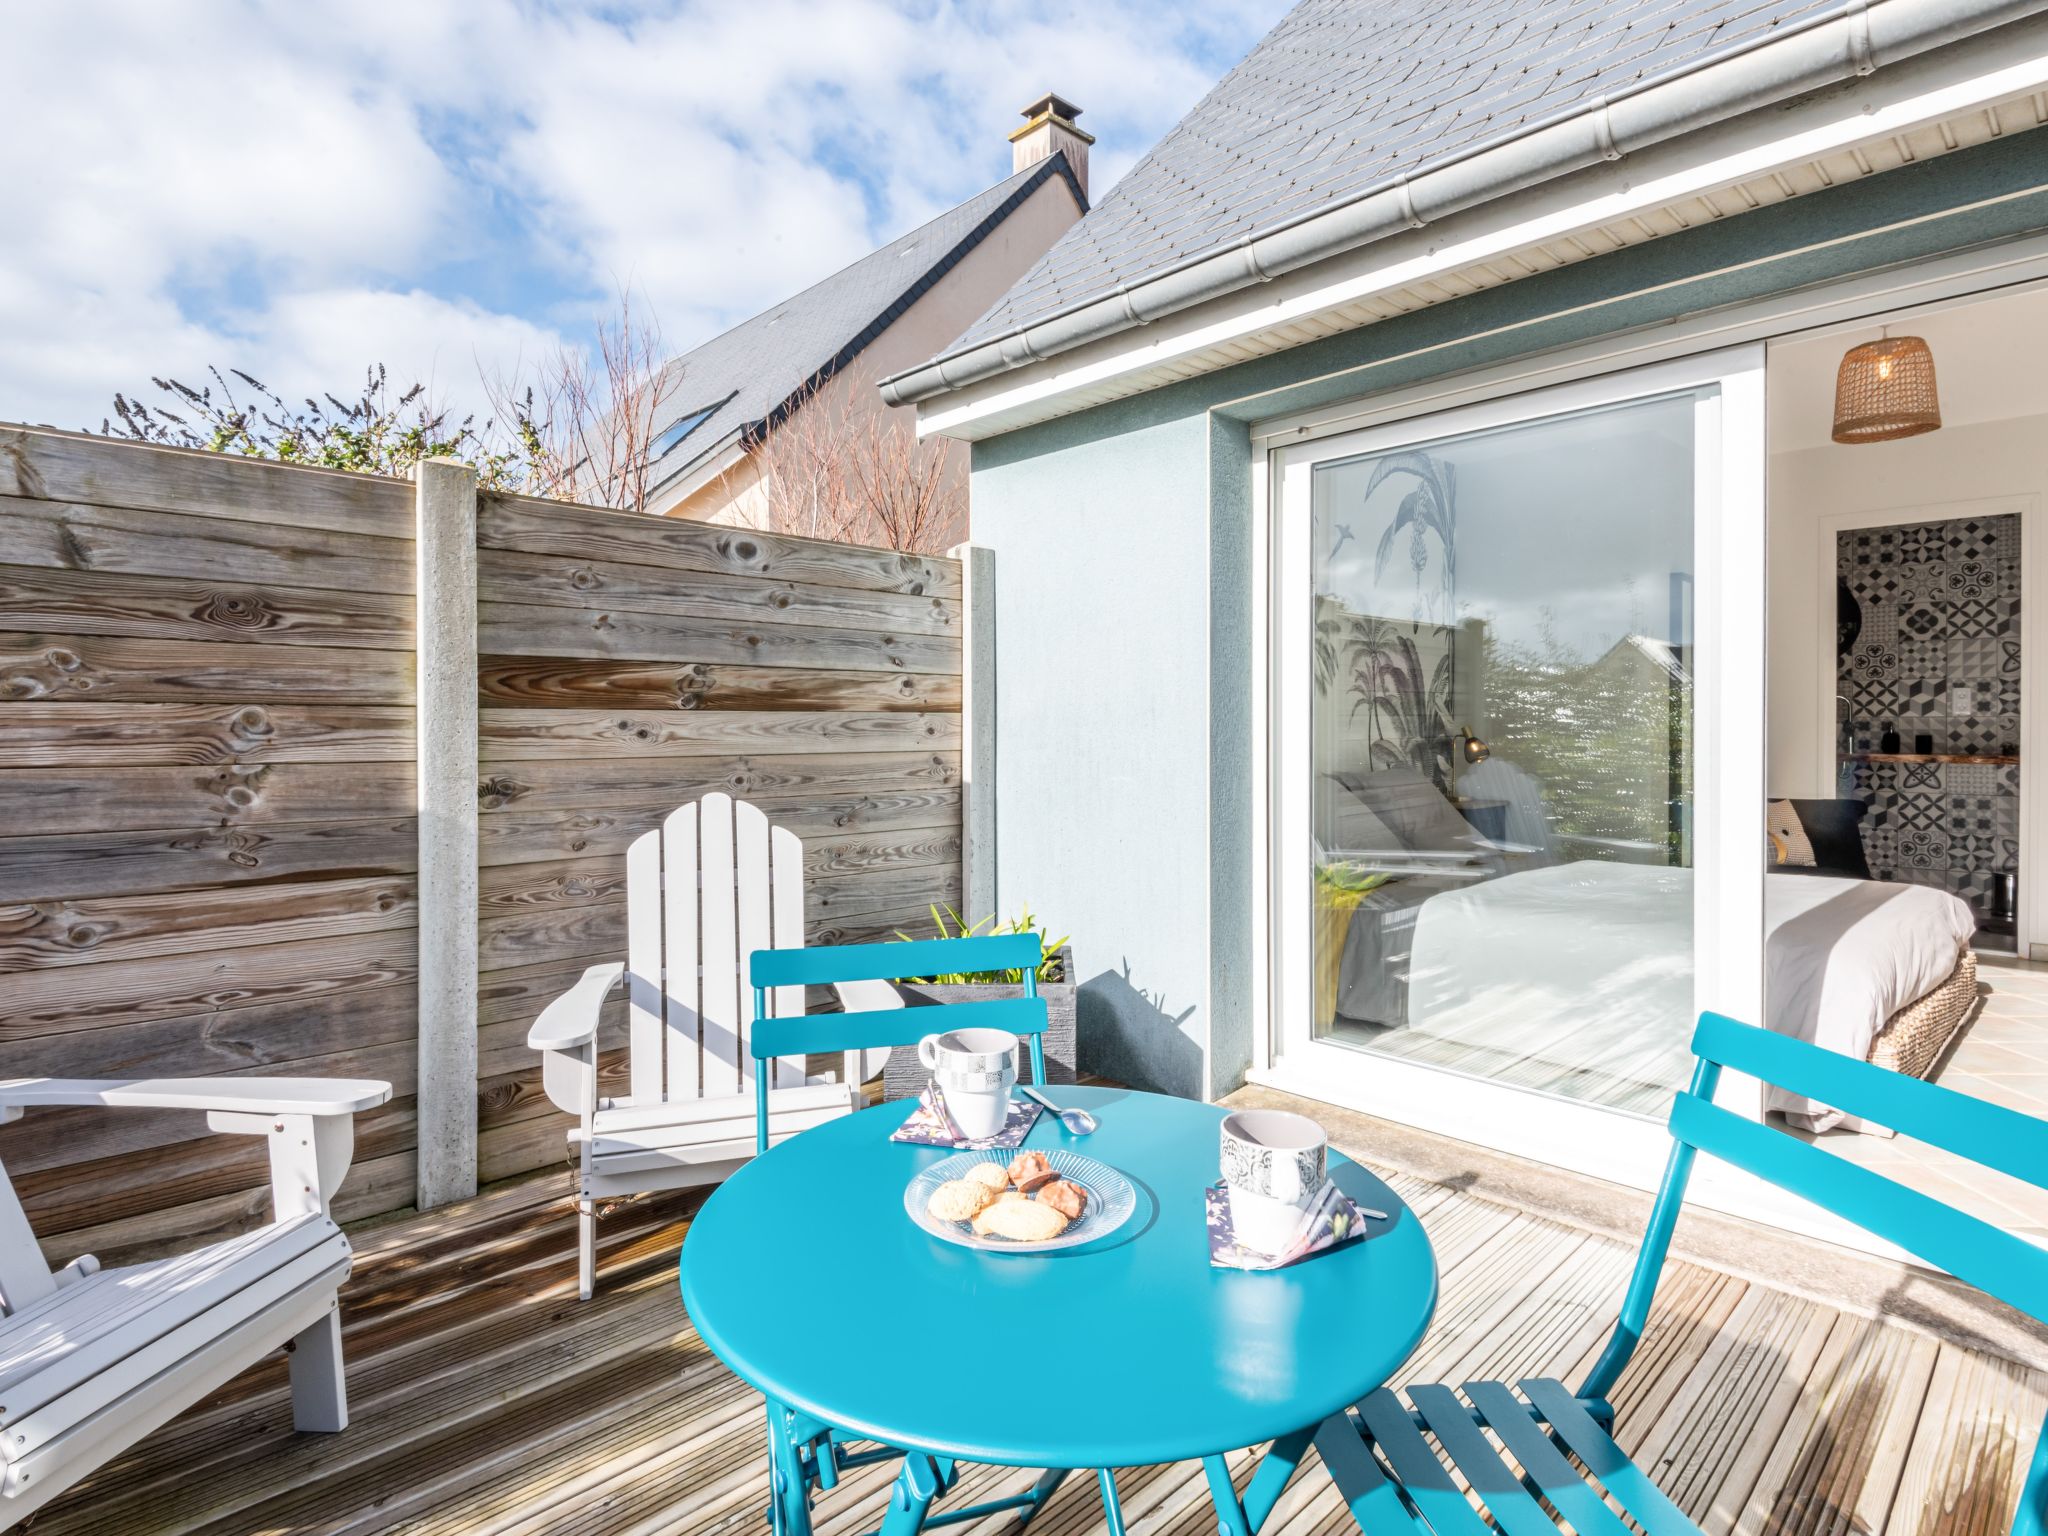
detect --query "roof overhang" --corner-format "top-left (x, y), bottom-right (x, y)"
top-left (644, 430), bottom-right (749, 515)
top-left (893, 0), bottom-right (2048, 441)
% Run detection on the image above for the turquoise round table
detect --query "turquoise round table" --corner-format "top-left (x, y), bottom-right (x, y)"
top-left (680, 1087), bottom-right (1437, 1535)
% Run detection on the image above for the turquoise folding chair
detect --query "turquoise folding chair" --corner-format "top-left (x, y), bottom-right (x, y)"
top-left (746, 933), bottom-right (1054, 1533)
top-left (1315, 1010), bottom-right (2048, 1535)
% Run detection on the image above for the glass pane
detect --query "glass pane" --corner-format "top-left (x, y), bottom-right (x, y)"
top-left (1308, 393), bottom-right (1699, 1114)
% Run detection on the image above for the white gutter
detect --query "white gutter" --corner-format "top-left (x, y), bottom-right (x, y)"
top-left (879, 0), bottom-right (2048, 408)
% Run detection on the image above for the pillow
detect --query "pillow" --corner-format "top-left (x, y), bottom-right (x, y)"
top-left (1328, 766), bottom-right (1477, 854)
top-left (1765, 800), bottom-right (1815, 867)
top-left (1785, 797), bottom-right (1872, 880)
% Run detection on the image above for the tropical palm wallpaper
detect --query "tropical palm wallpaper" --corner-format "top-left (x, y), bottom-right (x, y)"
top-left (1314, 446), bottom-right (1691, 859)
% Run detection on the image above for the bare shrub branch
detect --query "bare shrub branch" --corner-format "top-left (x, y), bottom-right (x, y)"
top-left (733, 363), bottom-right (963, 552)
top-left (486, 289), bottom-right (681, 513)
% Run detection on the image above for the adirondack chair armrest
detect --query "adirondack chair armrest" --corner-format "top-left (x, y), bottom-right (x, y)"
top-left (0, 1077), bottom-right (389, 1223)
top-left (0, 1077), bottom-right (391, 1117)
top-left (529, 962), bottom-right (625, 1119)
top-left (528, 963), bottom-right (625, 1052)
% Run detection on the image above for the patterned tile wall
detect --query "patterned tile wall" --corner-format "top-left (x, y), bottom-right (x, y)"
top-left (1837, 514), bottom-right (2021, 937)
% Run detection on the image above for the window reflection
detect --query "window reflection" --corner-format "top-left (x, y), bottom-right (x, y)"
top-left (1309, 396), bottom-right (1698, 1114)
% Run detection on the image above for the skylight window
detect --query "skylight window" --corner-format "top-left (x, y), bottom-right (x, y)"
top-left (650, 404), bottom-right (718, 459)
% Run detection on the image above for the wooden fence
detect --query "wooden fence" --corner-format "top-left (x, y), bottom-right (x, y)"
top-left (0, 426), bottom-right (966, 1266)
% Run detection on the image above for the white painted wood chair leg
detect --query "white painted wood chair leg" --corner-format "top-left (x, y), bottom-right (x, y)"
top-left (286, 1306), bottom-right (349, 1432)
top-left (578, 1200), bottom-right (596, 1301)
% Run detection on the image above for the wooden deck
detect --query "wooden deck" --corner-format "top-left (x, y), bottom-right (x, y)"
top-left (32, 1152), bottom-right (2048, 1535)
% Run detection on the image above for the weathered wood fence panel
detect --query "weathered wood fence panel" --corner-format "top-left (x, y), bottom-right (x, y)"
top-left (0, 428), bottom-right (968, 1262)
top-left (470, 492), bottom-right (963, 1183)
top-left (0, 426), bottom-right (420, 1268)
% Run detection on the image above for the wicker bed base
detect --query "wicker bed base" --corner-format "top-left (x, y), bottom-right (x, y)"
top-left (1867, 947), bottom-right (1979, 1080)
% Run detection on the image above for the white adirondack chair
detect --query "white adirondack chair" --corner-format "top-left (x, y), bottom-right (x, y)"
top-left (528, 792), bottom-right (890, 1298)
top-left (0, 1074), bottom-right (391, 1526)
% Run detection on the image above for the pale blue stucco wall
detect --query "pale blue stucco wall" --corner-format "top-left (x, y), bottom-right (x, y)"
top-left (972, 408), bottom-right (1216, 1096)
top-left (968, 130), bottom-right (2048, 1102)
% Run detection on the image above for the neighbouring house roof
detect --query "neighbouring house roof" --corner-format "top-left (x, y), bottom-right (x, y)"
top-left (880, 0), bottom-right (2037, 408)
top-left (644, 153), bottom-right (1086, 497)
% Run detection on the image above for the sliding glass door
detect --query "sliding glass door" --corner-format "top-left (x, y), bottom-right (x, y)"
top-left (1267, 350), bottom-right (1764, 1179)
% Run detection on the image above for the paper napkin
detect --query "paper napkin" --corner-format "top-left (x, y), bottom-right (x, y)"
top-left (890, 1089), bottom-right (1044, 1149)
top-left (1206, 1178), bottom-right (1373, 1270)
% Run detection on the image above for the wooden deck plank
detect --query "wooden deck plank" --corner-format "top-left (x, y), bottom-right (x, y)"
top-left (28, 1141), bottom-right (2044, 1536)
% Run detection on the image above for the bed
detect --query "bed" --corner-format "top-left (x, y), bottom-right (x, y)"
top-left (1340, 860), bottom-right (1977, 1132)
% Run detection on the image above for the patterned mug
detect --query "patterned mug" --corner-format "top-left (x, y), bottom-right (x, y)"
top-left (917, 1027), bottom-right (1018, 1140)
top-left (1220, 1109), bottom-right (1328, 1256)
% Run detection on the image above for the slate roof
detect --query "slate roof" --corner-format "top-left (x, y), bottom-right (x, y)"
top-left (952, 0), bottom-right (1843, 351)
top-left (646, 154), bottom-right (1084, 493)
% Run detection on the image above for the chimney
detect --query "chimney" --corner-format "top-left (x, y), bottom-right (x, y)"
top-left (1009, 92), bottom-right (1093, 199)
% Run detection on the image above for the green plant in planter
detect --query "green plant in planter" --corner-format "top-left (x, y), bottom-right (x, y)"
top-left (1313, 860), bottom-right (1396, 907)
top-left (894, 904), bottom-right (1070, 984)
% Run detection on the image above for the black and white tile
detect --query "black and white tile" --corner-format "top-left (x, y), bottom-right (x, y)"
top-left (1835, 514), bottom-right (2021, 935)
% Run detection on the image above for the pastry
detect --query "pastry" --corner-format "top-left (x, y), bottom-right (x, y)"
top-left (971, 1191), bottom-right (1070, 1242)
top-left (1006, 1150), bottom-right (1052, 1187)
top-left (926, 1178), bottom-right (997, 1223)
top-left (965, 1161), bottom-right (1010, 1193)
top-left (1038, 1179), bottom-right (1087, 1220)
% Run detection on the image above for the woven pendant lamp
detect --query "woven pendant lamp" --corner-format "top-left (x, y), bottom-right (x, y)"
top-left (1831, 331), bottom-right (1941, 444)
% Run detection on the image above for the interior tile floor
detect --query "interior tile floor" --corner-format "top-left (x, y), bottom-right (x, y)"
top-left (1777, 951), bottom-right (2048, 1242)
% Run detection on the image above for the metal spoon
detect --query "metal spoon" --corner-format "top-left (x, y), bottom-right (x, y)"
top-left (1019, 1085), bottom-right (1098, 1136)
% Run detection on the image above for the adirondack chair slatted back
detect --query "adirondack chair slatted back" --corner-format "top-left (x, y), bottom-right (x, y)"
top-left (1580, 1011), bottom-right (2048, 1535)
top-left (0, 1152), bottom-right (56, 1315)
top-left (628, 793), bottom-right (806, 1103)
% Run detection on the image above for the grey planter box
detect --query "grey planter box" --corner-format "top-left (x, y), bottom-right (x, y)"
top-left (881, 945), bottom-right (1077, 1101)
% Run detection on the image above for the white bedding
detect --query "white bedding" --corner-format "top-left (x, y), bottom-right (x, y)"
top-left (1405, 862), bottom-right (1975, 1129)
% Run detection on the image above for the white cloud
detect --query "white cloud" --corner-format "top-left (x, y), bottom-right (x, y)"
top-left (2, 0), bottom-right (1289, 434)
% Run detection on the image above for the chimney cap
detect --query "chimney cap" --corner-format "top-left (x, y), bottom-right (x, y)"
top-left (1011, 92), bottom-right (1094, 144)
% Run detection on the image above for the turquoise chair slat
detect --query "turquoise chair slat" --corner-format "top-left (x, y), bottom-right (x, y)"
top-left (747, 934), bottom-right (1050, 1159)
top-left (1357, 1389), bottom-right (1496, 1536)
top-left (1403, 1385), bottom-right (1582, 1536)
top-left (1519, 1380), bottom-right (1700, 1536)
top-left (749, 933), bottom-right (1042, 989)
top-left (748, 996), bottom-right (1050, 1063)
top-left (1691, 1010), bottom-right (2048, 1188)
top-left (1464, 1383), bottom-right (1636, 1536)
top-left (1309, 1411), bottom-right (1427, 1534)
top-left (1668, 1092), bottom-right (2048, 1322)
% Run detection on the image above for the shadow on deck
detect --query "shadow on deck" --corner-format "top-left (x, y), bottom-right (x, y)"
top-left (32, 1147), bottom-right (2047, 1534)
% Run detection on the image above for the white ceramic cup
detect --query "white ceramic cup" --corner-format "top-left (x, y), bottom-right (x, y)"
top-left (917, 1027), bottom-right (1018, 1141)
top-left (1219, 1108), bottom-right (1329, 1256)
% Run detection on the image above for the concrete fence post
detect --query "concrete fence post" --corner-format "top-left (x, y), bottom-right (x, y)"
top-left (414, 457), bottom-right (480, 1209)
top-left (951, 543), bottom-right (997, 924)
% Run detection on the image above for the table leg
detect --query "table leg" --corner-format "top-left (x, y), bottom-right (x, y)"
top-left (1013, 1467), bottom-right (1069, 1530)
top-left (1097, 1469), bottom-right (1129, 1536)
top-left (1241, 1426), bottom-right (1315, 1533)
top-left (764, 1398), bottom-right (811, 1536)
top-left (1203, 1455), bottom-right (1251, 1536)
top-left (880, 1452), bottom-right (953, 1536)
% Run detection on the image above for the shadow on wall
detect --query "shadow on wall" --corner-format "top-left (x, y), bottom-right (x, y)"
top-left (1079, 960), bottom-right (1202, 1099)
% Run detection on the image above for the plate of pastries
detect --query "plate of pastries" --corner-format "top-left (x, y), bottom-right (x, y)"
top-left (905, 1148), bottom-right (1137, 1251)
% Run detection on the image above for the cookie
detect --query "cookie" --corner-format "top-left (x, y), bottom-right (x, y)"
top-left (971, 1191), bottom-right (1070, 1242)
top-left (1006, 1150), bottom-right (1052, 1187)
top-left (965, 1161), bottom-right (1009, 1193)
top-left (1038, 1179), bottom-right (1086, 1220)
top-left (926, 1178), bottom-right (997, 1223)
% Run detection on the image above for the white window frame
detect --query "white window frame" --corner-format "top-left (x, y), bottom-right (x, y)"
top-left (1251, 346), bottom-right (1767, 1195)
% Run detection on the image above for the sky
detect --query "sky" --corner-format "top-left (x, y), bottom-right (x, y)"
top-left (5, 1), bottom-right (1292, 438)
